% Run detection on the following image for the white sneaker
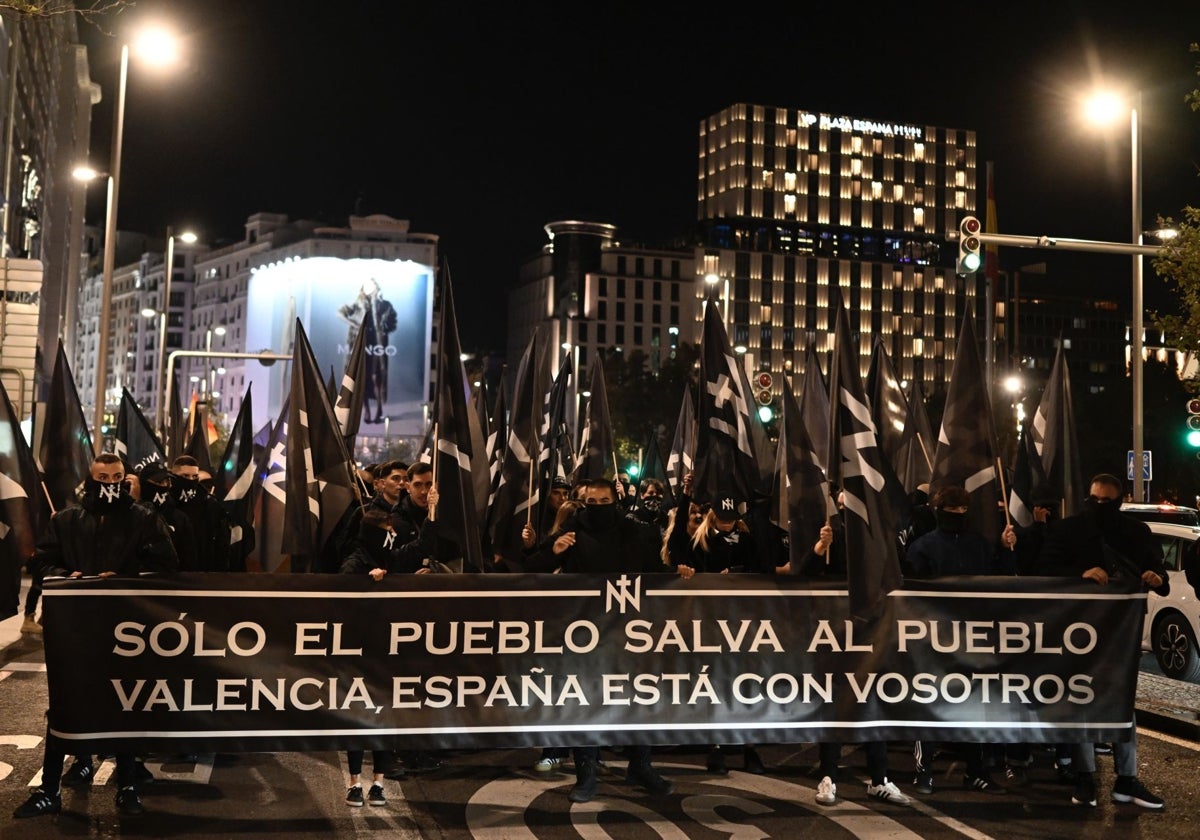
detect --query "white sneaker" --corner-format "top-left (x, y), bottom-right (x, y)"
top-left (20, 615), bottom-right (42, 635)
top-left (867, 778), bottom-right (912, 806)
top-left (533, 757), bottom-right (563, 773)
top-left (816, 775), bottom-right (837, 805)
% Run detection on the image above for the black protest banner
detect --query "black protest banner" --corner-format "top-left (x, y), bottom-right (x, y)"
top-left (43, 573), bottom-right (1142, 754)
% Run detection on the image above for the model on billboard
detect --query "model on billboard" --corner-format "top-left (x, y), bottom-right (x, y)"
top-left (338, 278), bottom-right (397, 423)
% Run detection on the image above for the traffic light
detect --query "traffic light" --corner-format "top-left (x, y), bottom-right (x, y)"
top-left (754, 371), bottom-right (773, 416)
top-left (957, 216), bottom-right (982, 274)
top-left (1186, 398), bottom-right (1200, 448)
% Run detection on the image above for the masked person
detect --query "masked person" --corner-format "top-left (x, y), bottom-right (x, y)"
top-left (1038, 473), bottom-right (1168, 810)
top-left (525, 478), bottom-right (675, 804)
top-left (627, 478), bottom-right (671, 536)
top-left (905, 485), bottom-right (1017, 796)
top-left (170, 455), bottom-right (234, 572)
top-left (14, 453), bottom-right (179, 819)
top-left (133, 462), bottom-right (198, 571)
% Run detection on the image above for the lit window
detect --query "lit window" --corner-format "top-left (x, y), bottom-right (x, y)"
top-left (955, 171), bottom-right (966, 187)
top-left (871, 181), bottom-right (883, 199)
top-left (914, 142), bottom-right (925, 161)
top-left (893, 184), bottom-right (905, 201)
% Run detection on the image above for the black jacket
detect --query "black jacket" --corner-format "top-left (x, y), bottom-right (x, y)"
top-left (1038, 508), bottom-right (1169, 596)
top-left (525, 506), bottom-right (670, 575)
top-left (35, 495), bottom-right (179, 579)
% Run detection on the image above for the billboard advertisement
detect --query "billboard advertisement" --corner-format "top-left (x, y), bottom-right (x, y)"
top-left (245, 257), bottom-right (433, 437)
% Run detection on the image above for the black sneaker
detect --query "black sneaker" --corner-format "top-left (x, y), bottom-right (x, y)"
top-left (62, 760), bottom-right (95, 786)
top-left (13, 788), bottom-right (61, 818)
top-left (345, 785), bottom-right (364, 807)
top-left (367, 783), bottom-right (386, 806)
top-left (116, 787), bottom-right (145, 816)
top-left (913, 767), bottom-right (934, 795)
top-left (1004, 765), bottom-right (1028, 787)
top-left (1093, 743), bottom-right (1113, 755)
top-left (706, 747), bottom-right (727, 775)
top-left (134, 761), bottom-right (154, 785)
top-left (626, 762), bottom-right (673, 796)
top-left (1072, 775), bottom-right (1097, 807)
top-left (742, 748), bottom-right (766, 775)
top-left (1111, 776), bottom-right (1164, 810)
top-left (964, 773), bottom-right (1007, 795)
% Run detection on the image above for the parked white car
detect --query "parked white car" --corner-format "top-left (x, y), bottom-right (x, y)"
top-left (1142, 520), bottom-right (1200, 682)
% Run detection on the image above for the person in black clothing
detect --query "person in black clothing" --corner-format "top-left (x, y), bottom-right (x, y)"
top-left (1038, 473), bottom-right (1168, 810)
top-left (170, 455), bottom-right (233, 572)
top-left (339, 507), bottom-right (399, 805)
top-left (627, 478), bottom-right (671, 536)
top-left (906, 485), bottom-right (1015, 796)
top-left (790, 510), bottom-right (913, 808)
top-left (525, 478), bottom-right (675, 804)
top-left (132, 463), bottom-right (198, 573)
top-left (14, 453), bottom-right (179, 819)
top-left (393, 462), bottom-right (457, 573)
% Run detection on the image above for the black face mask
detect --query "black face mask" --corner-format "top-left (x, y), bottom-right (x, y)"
top-left (360, 523), bottom-right (397, 552)
top-left (84, 476), bottom-right (128, 510)
top-left (581, 504), bottom-right (619, 530)
top-left (1084, 496), bottom-right (1120, 526)
top-left (170, 475), bottom-right (201, 505)
top-left (935, 509), bottom-right (967, 534)
top-left (640, 497), bottom-right (662, 513)
top-left (146, 484), bottom-right (172, 508)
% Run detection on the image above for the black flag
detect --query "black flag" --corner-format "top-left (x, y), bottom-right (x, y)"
top-left (828, 294), bottom-right (903, 622)
top-left (431, 271), bottom-right (485, 571)
top-left (115, 388), bottom-right (166, 475)
top-left (800, 341), bottom-right (831, 475)
top-left (334, 311), bottom-right (368, 455)
top-left (930, 312), bottom-right (1004, 545)
top-left (281, 320), bottom-right (358, 570)
top-left (1031, 342), bottom-right (1084, 517)
top-left (166, 371), bottom-right (185, 460)
top-left (248, 398), bottom-right (290, 573)
top-left (693, 301), bottom-right (763, 507)
top-left (490, 337), bottom-right (540, 563)
top-left (777, 374), bottom-right (836, 560)
top-left (665, 388), bottom-right (696, 498)
top-left (899, 376), bottom-right (935, 494)
top-left (39, 341), bottom-right (93, 510)
top-left (183, 401), bottom-right (216, 474)
top-left (573, 356), bottom-right (617, 482)
top-left (0, 377), bottom-right (49, 619)
top-left (217, 386), bottom-right (258, 570)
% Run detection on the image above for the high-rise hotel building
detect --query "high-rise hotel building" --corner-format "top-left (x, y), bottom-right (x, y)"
top-left (509, 103), bottom-right (981, 404)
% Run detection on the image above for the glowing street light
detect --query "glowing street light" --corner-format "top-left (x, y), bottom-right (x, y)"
top-left (82, 23), bottom-right (183, 453)
top-left (1084, 87), bottom-right (1146, 500)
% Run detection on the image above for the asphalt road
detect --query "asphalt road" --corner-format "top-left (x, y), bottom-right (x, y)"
top-left (3, 623), bottom-right (1200, 839)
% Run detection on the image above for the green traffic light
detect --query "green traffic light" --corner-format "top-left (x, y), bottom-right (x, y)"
top-left (627, 464), bottom-right (640, 478)
top-left (960, 252), bottom-right (982, 273)
top-left (757, 405), bottom-right (774, 423)
top-left (1187, 430), bottom-right (1200, 448)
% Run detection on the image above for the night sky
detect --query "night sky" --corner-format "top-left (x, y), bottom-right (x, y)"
top-left (77, 1), bottom-right (1200, 354)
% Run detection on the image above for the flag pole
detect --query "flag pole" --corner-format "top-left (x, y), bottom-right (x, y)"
top-left (526, 453), bottom-right (535, 526)
top-left (994, 456), bottom-right (1012, 528)
top-left (915, 432), bottom-right (933, 471)
top-left (429, 422), bottom-right (439, 523)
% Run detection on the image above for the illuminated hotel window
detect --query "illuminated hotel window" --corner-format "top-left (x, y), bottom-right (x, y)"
top-left (913, 207), bottom-right (925, 228)
top-left (873, 138), bottom-right (883, 154)
top-left (762, 169), bottom-right (774, 188)
top-left (851, 136), bottom-right (863, 153)
top-left (784, 194), bottom-right (797, 214)
top-left (786, 127), bottom-right (797, 146)
top-left (871, 181), bottom-right (883, 199)
top-left (784, 172), bottom-right (796, 191)
top-left (955, 190), bottom-right (967, 208)
top-left (851, 158), bottom-right (862, 176)
top-left (914, 142), bottom-right (925, 161)
top-left (808, 153), bottom-right (819, 170)
top-left (893, 184), bottom-right (905, 201)
top-left (955, 171), bottom-right (966, 187)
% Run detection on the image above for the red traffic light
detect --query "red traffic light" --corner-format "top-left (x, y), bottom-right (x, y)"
top-left (756, 371), bottom-right (773, 390)
top-left (1188, 398), bottom-right (1200, 414)
top-left (962, 216), bottom-right (981, 235)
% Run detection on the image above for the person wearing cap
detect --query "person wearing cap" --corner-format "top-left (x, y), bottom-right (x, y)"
top-left (525, 477), bottom-right (675, 804)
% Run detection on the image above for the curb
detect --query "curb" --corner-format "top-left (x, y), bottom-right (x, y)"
top-left (1135, 703), bottom-right (1200, 741)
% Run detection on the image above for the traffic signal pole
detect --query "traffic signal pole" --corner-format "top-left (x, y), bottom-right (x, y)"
top-left (951, 227), bottom-right (1166, 502)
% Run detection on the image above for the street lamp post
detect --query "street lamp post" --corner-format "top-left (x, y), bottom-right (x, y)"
top-left (1086, 90), bottom-right (1145, 501)
top-left (85, 26), bottom-right (181, 454)
top-left (154, 227), bottom-right (197, 437)
top-left (91, 43), bottom-right (129, 454)
top-left (205, 325), bottom-right (226, 401)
